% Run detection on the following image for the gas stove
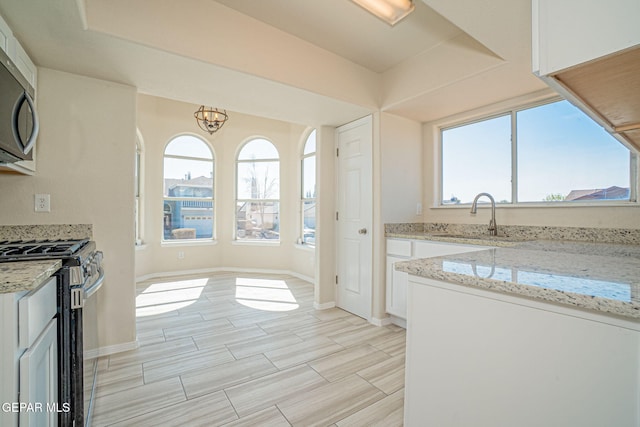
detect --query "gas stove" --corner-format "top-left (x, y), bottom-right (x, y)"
top-left (0, 237), bottom-right (104, 426)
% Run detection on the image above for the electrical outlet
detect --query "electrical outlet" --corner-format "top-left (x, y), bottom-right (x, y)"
top-left (177, 251), bottom-right (185, 259)
top-left (416, 202), bottom-right (423, 216)
top-left (35, 194), bottom-right (51, 212)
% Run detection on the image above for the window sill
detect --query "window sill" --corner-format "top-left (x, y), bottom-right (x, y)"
top-left (161, 239), bottom-right (218, 247)
top-left (232, 240), bottom-right (281, 247)
top-left (294, 243), bottom-right (315, 252)
top-left (432, 201), bottom-right (639, 209)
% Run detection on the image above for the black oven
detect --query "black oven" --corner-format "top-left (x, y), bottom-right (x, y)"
top-left (0, 239), bottom-right (103, 427)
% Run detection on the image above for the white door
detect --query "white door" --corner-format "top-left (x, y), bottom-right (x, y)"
top-left (336, 115), bottom-right (373, 320)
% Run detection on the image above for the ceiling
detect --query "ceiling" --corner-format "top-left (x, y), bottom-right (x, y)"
top-left (0, 0), bottom-right (547, 126)
top-left (213, 0), bottom-right (462, 73)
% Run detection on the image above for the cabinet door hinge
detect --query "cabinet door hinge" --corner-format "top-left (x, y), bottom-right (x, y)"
top-left (335, 211), bottom-right (339, 221)
top-left (335, 275), bottom-right (338, 284)
top-left (336, 148), bottom-right (339, 157)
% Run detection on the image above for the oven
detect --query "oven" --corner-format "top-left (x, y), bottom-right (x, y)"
top-left (0, 239), bottom-right (104, 427)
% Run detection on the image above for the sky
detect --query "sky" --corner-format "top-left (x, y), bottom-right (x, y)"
top-left (442, 100), bottom-right (631, 203)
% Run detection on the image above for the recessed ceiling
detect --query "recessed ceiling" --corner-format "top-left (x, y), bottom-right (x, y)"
top-left (213, 0), bottom-right (462, 73)
top-left (0, 0), bottom-right (547, 126)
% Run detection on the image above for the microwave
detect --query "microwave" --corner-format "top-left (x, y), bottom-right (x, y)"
top-left (0, 47), bottom-right (39, 163)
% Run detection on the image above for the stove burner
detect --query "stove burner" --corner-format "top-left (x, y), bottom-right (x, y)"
top-left (0, 239), bottom-right (90, 260)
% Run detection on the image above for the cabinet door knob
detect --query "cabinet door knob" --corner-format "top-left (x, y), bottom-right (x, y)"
top-left (358, 228), bottom-right (367, 235)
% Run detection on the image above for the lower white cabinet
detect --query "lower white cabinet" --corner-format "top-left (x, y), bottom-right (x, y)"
top-left (19, 318), bottom-right (58, 427)
top-left (404, 276), bottom-right (640, 427)
top-left (385, 238), bottom-right (488, 324)
top-left (0, 277), bottom-right (57, 427)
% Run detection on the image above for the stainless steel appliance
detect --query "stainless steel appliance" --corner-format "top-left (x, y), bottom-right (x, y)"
top-left (0, 239), bottom-right (104, 427)
top-left (0, 47), bottom-right (39, 164)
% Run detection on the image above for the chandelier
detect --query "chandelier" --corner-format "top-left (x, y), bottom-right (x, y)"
top-left (194, 106), bottom-right (229, 135)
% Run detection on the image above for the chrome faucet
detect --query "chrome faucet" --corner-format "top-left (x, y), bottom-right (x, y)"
top-left (470, 192), bottom-right (497, 236)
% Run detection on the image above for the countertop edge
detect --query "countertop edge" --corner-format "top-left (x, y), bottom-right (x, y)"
top-left (0, 260), bottom-right (62, 294)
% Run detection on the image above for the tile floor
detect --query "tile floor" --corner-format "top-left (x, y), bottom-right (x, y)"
top-left (92, 272), bottom-right (406, 426)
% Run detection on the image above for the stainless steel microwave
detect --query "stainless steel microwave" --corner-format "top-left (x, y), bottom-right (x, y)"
top-left (0, 47), bottom-right (39, 163)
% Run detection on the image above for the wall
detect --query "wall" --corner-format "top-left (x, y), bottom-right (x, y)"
top-left (422, 91), bottom-right (640, 229)
top-left (371, 112), bottom-right (423, 321)
top-left (135, 95), bottom-right (315, 280)
top-left (0, 68), bottom-right (137, 350)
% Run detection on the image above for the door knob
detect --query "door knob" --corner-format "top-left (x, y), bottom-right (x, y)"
top-left (358, 228), bottom-right (367, 235)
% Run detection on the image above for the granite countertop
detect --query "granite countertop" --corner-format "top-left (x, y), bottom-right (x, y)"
top-left (395, 241), bottom-right (640, 320)
top-left (386, 231), bottom-right (530, 247)
top-left (0, 260), bottom-right (62, 294)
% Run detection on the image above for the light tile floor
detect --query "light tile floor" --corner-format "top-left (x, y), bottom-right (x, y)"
top-left (92, 272), bottom-right (406, 426)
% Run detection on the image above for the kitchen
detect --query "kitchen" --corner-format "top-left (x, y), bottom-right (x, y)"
top-left (0, 0), bottom-right (639, 426)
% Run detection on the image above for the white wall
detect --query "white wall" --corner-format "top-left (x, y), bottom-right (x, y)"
top-left (422, 91), bottom-right (640, 229)
top-left (0, 68), bottom-right (137, 349)
top-left (135, 94), bottom-right (315, 280)
top-left (380, 113), bottom-right (423, 224)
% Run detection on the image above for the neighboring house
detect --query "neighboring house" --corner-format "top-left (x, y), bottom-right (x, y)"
top-left (163, 176), bottom-right (213, 239)
top-left (565, 186), bottom-right (630, 201)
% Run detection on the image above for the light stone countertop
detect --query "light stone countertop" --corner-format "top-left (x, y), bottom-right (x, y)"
top-left (395, 241), bottom-right (640, 320)
top-left (0, 260), bottom-right (62, 294)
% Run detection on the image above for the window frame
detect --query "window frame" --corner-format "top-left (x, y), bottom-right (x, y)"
top-left (162, 134), bottom-right (215, 242)
top-left (135, 132), bottom-right (144, 246)
top-left (438, 97), bottom-right (638, 207)
top-left (300, 129), bottom-right (317, 247)
top-left (235, 138), bottom-right (281, 242)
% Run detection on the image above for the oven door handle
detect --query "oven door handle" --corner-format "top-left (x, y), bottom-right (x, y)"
top-left (84, 267), bottom-right (105, 300)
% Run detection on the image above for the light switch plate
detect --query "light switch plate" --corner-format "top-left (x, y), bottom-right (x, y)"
top-left (35, 194), bottom-right (50, 212)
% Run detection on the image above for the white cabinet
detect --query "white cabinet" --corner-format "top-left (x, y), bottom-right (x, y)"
top-left (0, 277), bottom-right (57, 427)
top-left (19, 318), bottom-right (58, 427)
top-left (404, 276), bottom-right (640, 427)
top-left (532, 0), bottom-right (640, 76)
top-left (385, 238), bottom-right (488, 325)
top-left (0, 13), bottom-right (14, 58)
top-left (532, 0), bottom-right (640, 152)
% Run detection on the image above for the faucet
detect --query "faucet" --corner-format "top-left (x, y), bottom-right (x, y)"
top-left (470, 192), bottom-right (497, 236)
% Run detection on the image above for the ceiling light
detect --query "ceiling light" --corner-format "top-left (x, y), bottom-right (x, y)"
top-left (194, 106), bottom-right (229, 135)
top-left (350, 0), bottom-right (415, 26)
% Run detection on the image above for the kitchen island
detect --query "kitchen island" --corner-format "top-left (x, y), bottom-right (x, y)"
top-left (395, 239), bottom-right (640, 427)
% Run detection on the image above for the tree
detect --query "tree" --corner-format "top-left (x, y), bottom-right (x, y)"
top-left (543, 193), bottom-right (565, 202)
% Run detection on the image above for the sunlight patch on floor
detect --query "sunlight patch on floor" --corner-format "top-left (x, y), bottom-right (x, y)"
top-left (235, 277), bottom-right (299, 312)
top-left (136, 278), bottom-right (207, 317)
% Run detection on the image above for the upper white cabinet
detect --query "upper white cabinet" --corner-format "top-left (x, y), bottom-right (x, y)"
top-left (0, 12), bottom-right (14, 58)
top-left (532, 0), bottom-right (640, 152)
top-left (532, 0), bottom-right (640, 76)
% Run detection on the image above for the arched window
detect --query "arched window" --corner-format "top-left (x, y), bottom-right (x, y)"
top-left (163, 135), bottom-right (214, 240)
top-left (301, 130), bottom-right (316, 246)
top-left (236, 138), bottom-right (280, 240)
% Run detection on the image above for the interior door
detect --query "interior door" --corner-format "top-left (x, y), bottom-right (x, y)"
top-left (336, 115), bottom-right (373, 320)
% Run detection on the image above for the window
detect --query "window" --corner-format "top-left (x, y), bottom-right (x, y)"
top-left (163, 135), bottom-right (214, 240)
top-left (301, 130), bottom-right (316, 246)
top-left (441, 99), bottom-right (634, 205)
top-left (236, 138), bottom-right (280, 240)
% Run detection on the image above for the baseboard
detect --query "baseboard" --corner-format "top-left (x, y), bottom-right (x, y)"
top-left (370, 316), bottom-right (393, 326)
top-left (313, 301), bottom-right (336, 310)
top-left (136, 267), bottom-right (314, 285)
top-left (389, 315), bottom-right (406, 329)
top-left (95, 340), bottom-right (139, 358)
